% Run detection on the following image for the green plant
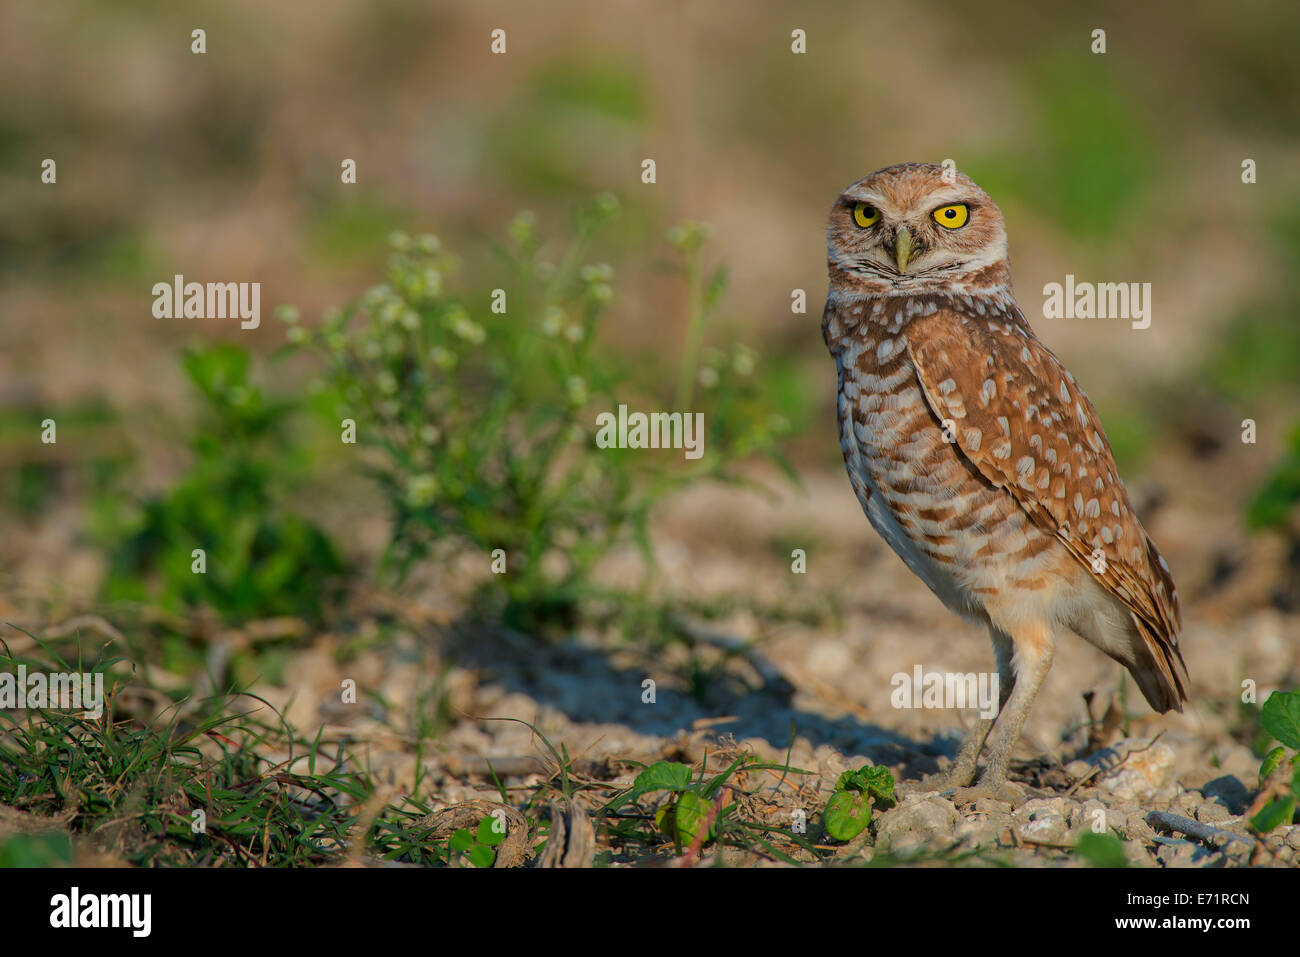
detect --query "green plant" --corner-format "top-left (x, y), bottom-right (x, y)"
top-left (607, 755), bottom-right (815, 858)
top-left (1074, 832), bottom-right (1129, 868)
top-left (1249, 690), bottom-right (1300, 834)
top-left (0, 831), bottom-right (76, 867)
top-left (0, 629), bottom-right (398, 867)
top-left (285, 198), bottom-right (791, 636)
top-left (447, 815), bottom-right (507, 868)
top-left (822, 764), bottom-right (896, 842)
top-left (99, 344), bottom-right (344, 623)
top-left (1249, 425), bottom-right (1300, 532)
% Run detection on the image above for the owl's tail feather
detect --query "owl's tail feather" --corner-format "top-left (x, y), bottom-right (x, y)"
top-left (1126, 613), bottom-right (1189, 713)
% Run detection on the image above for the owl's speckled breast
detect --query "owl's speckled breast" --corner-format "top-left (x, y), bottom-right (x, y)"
top-left (828, 293), bottom-right (1068, 619)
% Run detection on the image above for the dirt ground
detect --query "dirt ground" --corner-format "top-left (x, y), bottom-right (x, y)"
top-left (143, 456), bottom-right (1295, 867)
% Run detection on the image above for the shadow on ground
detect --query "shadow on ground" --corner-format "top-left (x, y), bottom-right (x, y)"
top-left (439, 618), bottom-right (952, 778)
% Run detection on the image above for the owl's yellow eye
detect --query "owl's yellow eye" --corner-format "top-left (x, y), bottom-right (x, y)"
top-left (852, 203), bottom-right (881, 228)
top-left (932, 204), bottom-right (969, 229)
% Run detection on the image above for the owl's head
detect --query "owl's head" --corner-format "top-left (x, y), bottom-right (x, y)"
top-left (827, 163), bottom-right (1009, 294)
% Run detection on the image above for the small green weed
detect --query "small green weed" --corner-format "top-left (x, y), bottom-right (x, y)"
top-left (448, 816), bottom-right (507, 868)
top-left (98, 344), bottom-right (344, 623)
top-left (1074, 832), bottom-right (1130, 868)
top-left (0, 629), bottom-right (449, 867)
top-left (1249, 424), bottom-right (1300, 532)
top-left (285, 198), bottom-right (792, 637)
top-left (604, 755), bottom-right (818, 861)
top-left (822, 764), bottom-right (896, 842)
top-left (1249, 690), bottom-right (1300, 834)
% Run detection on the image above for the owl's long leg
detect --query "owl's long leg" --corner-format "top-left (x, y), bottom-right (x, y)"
top-left (941, 626), bottom-right (1014, 788)
top-left (977, 619), bottom-right (1056, 790)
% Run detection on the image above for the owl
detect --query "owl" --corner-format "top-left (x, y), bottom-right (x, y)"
top-left (822, 163), bottom-right (1187, 800)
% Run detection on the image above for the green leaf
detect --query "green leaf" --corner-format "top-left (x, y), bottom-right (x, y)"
top-left (1259, 746), bottom-right (1286, 787)
top-left (673, 791), bottom-right (713, 848)
top-left (477, 815), bottom-right (506, 847)
top-left (448, 828), bottom-right (475, 853)
top-left (1261, 691), bottom-right (1300, 750)
top-left (834, 764), bottom-right (896, 807)
top-left (468, 843), bottom-right (496, 868)
top-left (823, 790), bottom-right (871, 842)
top-left (1250, 795), bottom-right (1296, 834)
top-left (1075, 833), bottom-right (1129, 868)
top-left (859, 766), bottom-right (895, 806)
top-left (631, 761), bottom-right (693, 799)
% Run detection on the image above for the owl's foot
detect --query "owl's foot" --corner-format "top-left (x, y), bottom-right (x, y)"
top-left (921, 715), bottom-right (995, 792)
top-left (947, 776), bottom-right (1027, 807)
top-left (917, 765), bottom-right (977, 793)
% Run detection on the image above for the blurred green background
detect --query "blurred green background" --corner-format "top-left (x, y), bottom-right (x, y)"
top-left (1, 0), bottom-right (1298, 616)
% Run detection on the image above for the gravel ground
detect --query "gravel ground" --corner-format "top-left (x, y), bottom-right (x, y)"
top-left (226, 461), bottom-right (1300, 867)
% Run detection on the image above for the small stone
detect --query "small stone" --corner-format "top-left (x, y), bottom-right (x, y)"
top-left (1153, 782), bottom-right (1181, 803)
top-left (1064, 759), bottom-right (1093, 780)
top-left (1222, 841), bottom-right (1254, 867)
top-left (1123, 814), bottom-right (1157, 843)
top-left (1083, 739), bottom-right (1176, 802)
top-left (974, 797), bottom-right (1012, 815)
top-left (888, 831), bottom-right (926, 858)
top-left (874, 797), bottom-right (959, 852)
top-left (1076, 799), bottom-right (1120, 834)
top-left (953, 819), bottom-right (1000, 848)
top-left (1014, 797), bottom-right (1069, 844)
top-left (817, 751), bottom-right (850, 783)
top-left (1128, 842), bottom-right (1158, 867)
top-left (1156, 840), bottom-right (1200, 868)
top-left (1284, 827), bottom-right (1300, 851)
top-left (1020, 812), bottom-right (1068, 844)
top-left (1015, 797), bottom-right (1065, 821)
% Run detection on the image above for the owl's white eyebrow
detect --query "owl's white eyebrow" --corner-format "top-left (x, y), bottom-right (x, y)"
top-left (927, 193), bottom-right (977, 208)
top-left (840, 191), bottom-right (885, 205)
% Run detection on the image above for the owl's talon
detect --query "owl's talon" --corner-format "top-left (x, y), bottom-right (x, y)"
top-left (916, 767), bottom-right (976, 794)
top-left (947, 778), bottom-right (1027, 807)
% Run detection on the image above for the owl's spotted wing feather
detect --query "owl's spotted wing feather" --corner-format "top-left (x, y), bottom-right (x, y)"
top-left (904, 304), bottom-right (1187, 710)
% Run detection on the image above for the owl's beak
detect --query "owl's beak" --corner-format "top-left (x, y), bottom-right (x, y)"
top-left (894, 226), bottom-right (914, 275)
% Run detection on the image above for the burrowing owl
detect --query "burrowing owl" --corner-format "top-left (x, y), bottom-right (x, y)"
top-left (822, 162), bottom-right (1187, 797)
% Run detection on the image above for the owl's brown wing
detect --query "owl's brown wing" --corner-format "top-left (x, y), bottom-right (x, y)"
top-left (904, 304), bottom-right (1187, 710)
